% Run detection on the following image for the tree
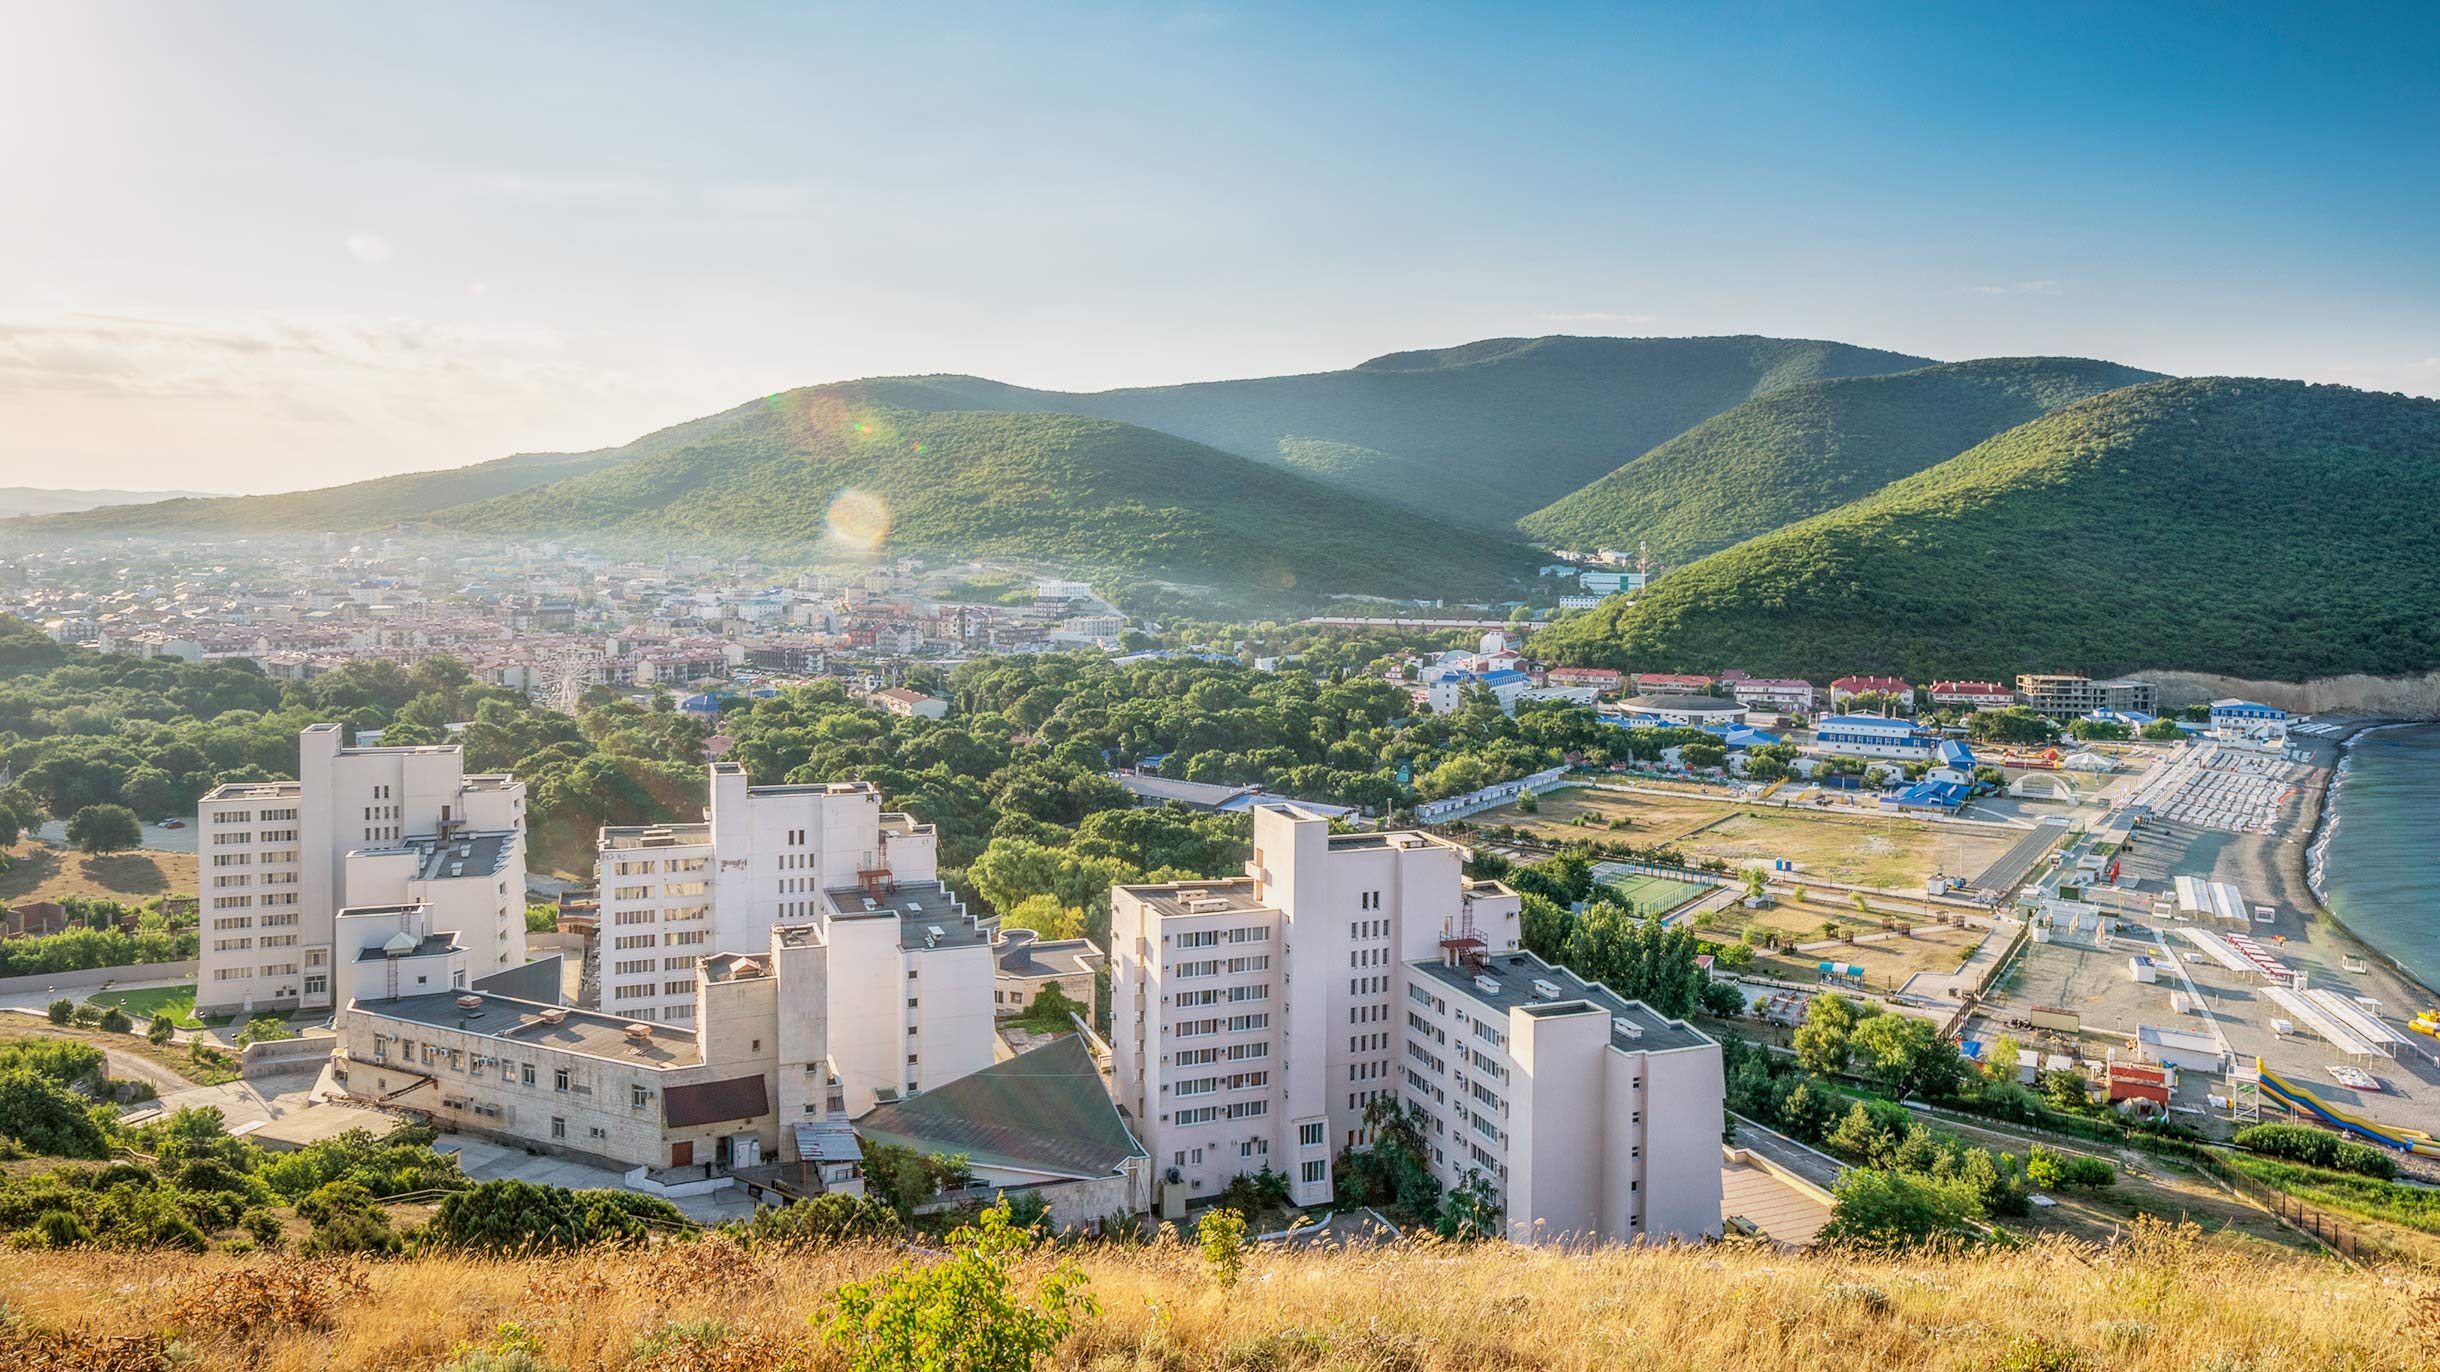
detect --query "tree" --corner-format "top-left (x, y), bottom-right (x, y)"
top-left (1514, 789), bottom-right (1538, 814)
top-left (1966, 707), bottom-right (2059, 746)
top-left (1820, 1168), bottom-right (1983, 1249)
top-left (147, 1012), bottom-right (177, 1045)
top-left (45, 998), bottom-right (72, 1026)
top-left (97, 1006), bottom-right (131, 1034)
top-left (820, 1200), bottom-right (1097, 1372)
top-left (2139, 717), bottom-right (2184, 741)
top-left (1740, 867), bottom-right (1767, 902)
top-left (1698, 978), bottom-right (1747, 1018)
top-left (1436, 1169), bottom-right (1503, 1240)
top-left (1712, 940), bottom-right (1756, 972)
top-left (1198, 1206), bottom-right (1248, 1289)
top-left (1680, 742), bottom-right (1729, 771)
top-left (64, 803), bottom-right (142, 856)
top-left (1793, 994), bottom-right (1859, 1076)
top-left (1850, 1014), bottom-right (1965, 1102)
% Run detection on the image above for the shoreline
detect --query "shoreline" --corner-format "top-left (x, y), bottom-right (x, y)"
top-left (2287, 717), bottom-right (2437, 1002)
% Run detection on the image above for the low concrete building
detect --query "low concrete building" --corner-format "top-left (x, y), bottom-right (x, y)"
top-left (993, 929), bottom-right (1103, 1018)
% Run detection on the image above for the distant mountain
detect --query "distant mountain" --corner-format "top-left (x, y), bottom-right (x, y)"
top-left (22, 400), bottom-right (769, 535)
top-left (1519, 357), bottom-right (2166, 562)
top-left (0, 487), bottom-right (223, 519)
top-left (839, 335), bottom-right (1938, 527)
top-left (1534, 379), bottom-right (2440, 682)
top-left (426, 388), bottom-right (1541, 597)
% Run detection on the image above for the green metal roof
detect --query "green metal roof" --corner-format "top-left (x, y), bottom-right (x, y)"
top-left (854, 1035), bottom-right (1144, 1180)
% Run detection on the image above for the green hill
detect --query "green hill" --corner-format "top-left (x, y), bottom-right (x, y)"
top-left (433, 389), bottom-right (1541, 597)
top-left (1519, 357), bottom-right (2165, 562)
top-left (842, 335), bottom-right (1937, 527)
top-left (1534, 378), bottom-right (2440, 682)
top-left (20, 399), bottom-right (770, 535)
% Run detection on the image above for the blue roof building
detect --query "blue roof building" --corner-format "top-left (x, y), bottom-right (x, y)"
top-left (1880, 779), bottom-right (1971, 812)
top-left (1811, 715), bottom-right (1936, 760)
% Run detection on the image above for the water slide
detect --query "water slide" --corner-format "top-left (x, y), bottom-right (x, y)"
top-left (2253, 1058), bottom-right (2440, 1156)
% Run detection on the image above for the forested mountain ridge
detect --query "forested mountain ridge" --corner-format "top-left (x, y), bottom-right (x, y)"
top-left (429, 395), bottom-right (1543, 598)
top-left (1519, 357), bottom-right (2167, 561)
top-left (841, 334), bottom-right (1939, 526)
top-left (1533, 378), bottom-right (2440, 682)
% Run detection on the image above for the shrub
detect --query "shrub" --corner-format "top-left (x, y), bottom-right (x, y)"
top-left (440, 1322), bottom-right (554, 1372)
top-left (97, 1007), bottom-right (132, 1035)
top-left (0, 1070), bottom-right (110, 1158)
top-left (45, 999), bottom-right (72, 1026)
top-left (146, 1014), bottom-right (176, 1045)
top-left (421, 1179), bottom-right (686, 1253)
top-left (2232, 1123), bottom-right (2398, 1179)
top-left (820, 1200), bottom-right (1096, 1372)
top-left (233, 1017), bottom-right (298, 1048)
top-left (1199, 1206), bottom-right (1248, 1289)
top-left (719, 1193), bottom-right (897, 1247)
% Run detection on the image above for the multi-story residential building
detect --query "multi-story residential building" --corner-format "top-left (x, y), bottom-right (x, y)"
top-left (1808, 715), bottom-right (1938, 761)
top-left (2208, 699), bottom-right (2289, 742)
top-left (2016, 674), bottom-right (2157, 720)
top-left (1110, 805), bottom-right (1722, 1245)
top-left (592, 763), bottom-right (940, 1026)
top-left (1927, 680), bottom-right (2017, 711)
top-left (196, 723), bottom-right (527, 1016)
top-left (1827, 675), bottom-right (1914, 710)
top-left (336, 887), bottom-right (1004, 1171)
top-left (1631, 672), bottom-right (1714, 696)
top-left (1726, 676), bottom-right (1816, 713)
top-left (993, 929), bottom-right (1104, 1018)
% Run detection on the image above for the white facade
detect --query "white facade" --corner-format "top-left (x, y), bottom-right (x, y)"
top-left (1808, 715), bottom-right (1937, 761)
top-left (198, 724), bottom-right (527, 1016)
top-left (594, 763), bottom-right (941, 1027)
top-left (1111, 805), bottom-right (1722, 1244)
top-left (337, 896), bottom-right (1003, 1171)
top-left (1728, 677), bottom-right (1817, 713)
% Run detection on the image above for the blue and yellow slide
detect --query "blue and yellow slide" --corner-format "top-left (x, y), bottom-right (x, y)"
top-left (2254, 1058), bottom-right (2440, 1157)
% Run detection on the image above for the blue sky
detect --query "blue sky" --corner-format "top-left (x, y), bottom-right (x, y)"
top-left (3, 2), bottom-right (2435, 491)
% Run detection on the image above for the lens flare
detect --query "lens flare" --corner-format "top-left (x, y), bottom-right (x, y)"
top-left (826, 487), bottom-right (892, 550)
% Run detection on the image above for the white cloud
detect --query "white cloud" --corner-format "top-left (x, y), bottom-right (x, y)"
top-left (345, 233), bottom-right (394, 265)
top-left (1966, 280), bottom-right (2060, 296)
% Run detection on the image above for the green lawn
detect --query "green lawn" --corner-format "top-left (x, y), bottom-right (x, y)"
top-left (87, 983), bottom-right (202, 1028)
top-left (86, 985), bottom-right (296, 1034)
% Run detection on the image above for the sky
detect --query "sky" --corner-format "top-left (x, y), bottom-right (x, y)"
top-left (3, 2), bottom-right (2436, 494)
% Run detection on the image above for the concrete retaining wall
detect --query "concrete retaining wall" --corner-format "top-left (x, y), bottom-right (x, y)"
top-left (0, 961), bottom-right (196, 996)
top-left (241, 1034), bottom-right (336, 1077)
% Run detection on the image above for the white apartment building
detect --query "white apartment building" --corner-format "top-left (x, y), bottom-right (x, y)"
top-left (197, 723), bottom-right (527, 1016)
top-left (1111, 805), bottom-right (1723, 1245)
top-left (593, 762), bottom-right (940, 1026)
top-left (336, 891), bottom-right (1002, 1170)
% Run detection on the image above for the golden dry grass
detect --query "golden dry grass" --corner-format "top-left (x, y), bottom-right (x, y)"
top-left (0, 842), bottom-right (194, 904)
top-left (1, 1227), bottom-right (2434, 1371)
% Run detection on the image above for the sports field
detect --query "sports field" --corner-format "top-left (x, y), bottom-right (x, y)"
top-left (1594, 871), bottom-right (1713, 917)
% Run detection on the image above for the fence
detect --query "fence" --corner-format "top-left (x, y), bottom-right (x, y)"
top-left (1414, 765), bottom-right (1575, 823)
top-left (2191, 1149), bottom-right (2359, 1259)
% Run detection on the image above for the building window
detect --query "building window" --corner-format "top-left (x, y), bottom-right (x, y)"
top-left (553, 1068), bottom-right (570, 1092)
top-left (1298, 1122), bottom-right (1325, 1148)
top-left (1301, 1160), bottom-right (1326, 1185)
top-left (632, 1085), bottom-right (649, 1110)
top-left (551, 1117), bottom-right (566, 1139)
top-left (521, 1063), bottom-right (536, 1086)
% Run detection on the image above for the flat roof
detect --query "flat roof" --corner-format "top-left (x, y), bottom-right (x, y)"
top-left (744, 780), bottom-right (879, 798)
top-left (823, 881), bottom-right (989, 949)
top-left (351, 830), bottom-right (516, 881)
top-left (1410, 952), bottom-right (1711, 1054)
top-left (997, 934), bottom-right (1104, 979)
top-left (599, 822), bottom-right (712, 850)
top-left (1119, 877), bottom-right (1274, 921)
top-left (203, 781), bottom-right (303, 800)
top-left (360, 991), bottom-right (702, 1067)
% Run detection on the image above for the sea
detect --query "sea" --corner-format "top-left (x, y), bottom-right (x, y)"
top-left (2311, 721), bottom-right (2440, 991)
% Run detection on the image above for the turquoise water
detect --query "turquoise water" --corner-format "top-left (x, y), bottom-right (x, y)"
top-left (2313, 723), bottom-right (2440, 990)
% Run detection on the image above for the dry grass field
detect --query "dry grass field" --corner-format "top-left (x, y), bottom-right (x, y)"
top-left (0, 841), bottom-right (194, 905)
top-left (1681, 810), bottom-right (2015, 891)
top-left (0, 1228), bottom-right (2431, 1372)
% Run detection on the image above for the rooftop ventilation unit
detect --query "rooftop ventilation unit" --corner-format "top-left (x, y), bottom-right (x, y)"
top-left (862, 897), bottom-right (878, 912)
top-left (453, 994), bottom-right (482, 1011)
top-left (624, 1023), bottom-right (654, 1040)
top-left (1183, 896), bottom-right (1233, 915)
top-left (1474, 975), bottom-right (1501, 995)
top-left (1612, 1016), bottom-right (1643, 1040)
top-left (538, 1008), bottom-right (569, 1024)
top-left (1531, 978), bottom-right (1563, 1000)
